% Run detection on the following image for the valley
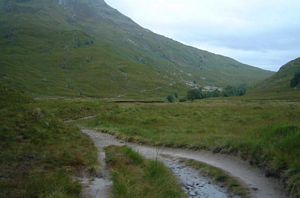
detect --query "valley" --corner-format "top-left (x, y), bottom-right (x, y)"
top-left (0, 0), bottom-right (300, 198)
top-left (0, 0), bottom-right (272, 98)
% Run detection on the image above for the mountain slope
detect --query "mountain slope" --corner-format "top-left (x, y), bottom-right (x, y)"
top-left (249, 58), bottom-right (300, 97)
top-left (0, 0), bottom-right (273, 98)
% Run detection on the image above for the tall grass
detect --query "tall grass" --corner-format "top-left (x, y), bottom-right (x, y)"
top-left (105, 146), bottom-right (186, 198)
top-left (0, 87), bottom-right (98, 197)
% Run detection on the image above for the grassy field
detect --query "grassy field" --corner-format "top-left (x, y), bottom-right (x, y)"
top-left (0, 87), bottom-right (98, 197)
top-left (35, 98), bottom-right (107, 121)
top-left (105, 146), bottom-right (186, 198)
top-left (10, 92), bottom-right (300, 197)
top-left (66, 97), bottom-right (300, 197)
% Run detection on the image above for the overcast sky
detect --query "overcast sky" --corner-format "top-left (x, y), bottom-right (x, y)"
top-left (105, 0), bottom-right (300, 71)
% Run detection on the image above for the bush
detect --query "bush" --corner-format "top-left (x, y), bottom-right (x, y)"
top-left (166, 95), bottom-right (176, 103)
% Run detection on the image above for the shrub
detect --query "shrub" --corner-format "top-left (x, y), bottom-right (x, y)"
top-left (166, 95), bottom-right (176, 103)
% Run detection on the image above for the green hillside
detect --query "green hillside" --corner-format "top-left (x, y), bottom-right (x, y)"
top-left (0, 0), bottom-right (273, 99)
top-left (249, 58), bottom-right (300, 98)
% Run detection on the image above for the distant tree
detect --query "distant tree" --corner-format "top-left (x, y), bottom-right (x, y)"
top-left (223, 86), bottom-right (235, 97)
top-left (187, 89), bottom-right (203, 101)
top-left (223, 85), bottom-right (246, 97)
top-left (174, 93), bottom-right (178, 98)
top-left (185, 85), bottom-right (246, 101)
top-left (166, 95), bottom-right (176, 103)
top-left (236, 84), bottom-right (247, 96)
top-left (291, 71), bottom-right (300, 88)
top-left (179, 97), bottom-right (187, 102)
top-left (210, 89), bottom-right (222, 97)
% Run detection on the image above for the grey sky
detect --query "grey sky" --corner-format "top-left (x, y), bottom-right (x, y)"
top-left (105, 0), bottom-right (300, 71)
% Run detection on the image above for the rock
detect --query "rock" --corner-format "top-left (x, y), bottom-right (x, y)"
top-left (189, 191), bottom-right (197, 196)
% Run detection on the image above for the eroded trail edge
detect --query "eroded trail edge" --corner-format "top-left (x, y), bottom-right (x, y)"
top-left (82, 129), bottom-right (287, 198)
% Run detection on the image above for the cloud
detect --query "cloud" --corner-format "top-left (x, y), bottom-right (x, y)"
top-left (105, 0), bottom-right (300, 71)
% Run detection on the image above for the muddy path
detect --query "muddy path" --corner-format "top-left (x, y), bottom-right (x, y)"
top-left (162, 156), bottom-right (228, 198)
top-left (82, 129), bottom-right (287, 198)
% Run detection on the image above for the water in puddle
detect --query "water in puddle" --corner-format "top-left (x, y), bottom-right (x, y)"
top-left (163, 157), bottom-right (228, 198)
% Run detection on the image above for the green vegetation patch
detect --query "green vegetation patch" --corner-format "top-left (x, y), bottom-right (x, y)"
top-left (36, 98), bottom-right (111, 121)
top-left (0, 87), bottom-right (98, 197)
top-left (105, 146), bottom-right (186, 198)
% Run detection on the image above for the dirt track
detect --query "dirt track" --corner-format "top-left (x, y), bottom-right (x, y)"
top-left (81, 129), bottom-right (287, 198)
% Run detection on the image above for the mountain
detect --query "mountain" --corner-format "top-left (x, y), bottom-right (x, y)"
top-left (249, 58), bottom-right (300, 98)
top-left (0, 0), bottom-right (273, 99)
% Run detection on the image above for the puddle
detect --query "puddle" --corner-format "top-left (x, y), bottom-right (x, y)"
top-left (163, 157), bottom-right (228, 198)
top-left (80, 177), bottom-right (112, 198)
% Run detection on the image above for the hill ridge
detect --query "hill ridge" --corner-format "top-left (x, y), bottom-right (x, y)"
top-left (0, 0), bottom-right (273, 98)
top-left (249, 57), bottom-right (300, 97)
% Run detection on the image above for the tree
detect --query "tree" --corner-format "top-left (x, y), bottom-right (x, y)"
top-left (179, 97), bottom-right (187, 102)
top-left (236, 84), bottom-right (247, 96)
top-left (166, 95), bottom-right (176, 103)
top-left (174, 93), bottom-right (178, 98)
top-left (291, 71), bottom-right (300, 88)
top-left (187, 89), bottom-right (203, 101)
top-left (223, 85), bottom-right (246, 97)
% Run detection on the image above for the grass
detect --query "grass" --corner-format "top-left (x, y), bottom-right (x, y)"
top-left (185, 159), bottom-right (250, 197)
top-left (35, 98), bottom-right (110, 121)
top-left (0, 87), bottom-right (98, 197)
top-left (105, 146), bottom-right (186, 198)
top-left (74, 97), bottom-right (300, 197)
top-left (3, 89), bottom-right (299, 197)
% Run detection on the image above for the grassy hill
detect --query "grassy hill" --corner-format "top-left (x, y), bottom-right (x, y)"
top-left (249, 58), bottom-right (300, 99)
top-left (0, 0), bottom-right (272, 99)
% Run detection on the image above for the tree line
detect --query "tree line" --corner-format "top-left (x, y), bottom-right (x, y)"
top-left (166, 85), bottom-right (247, 103)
